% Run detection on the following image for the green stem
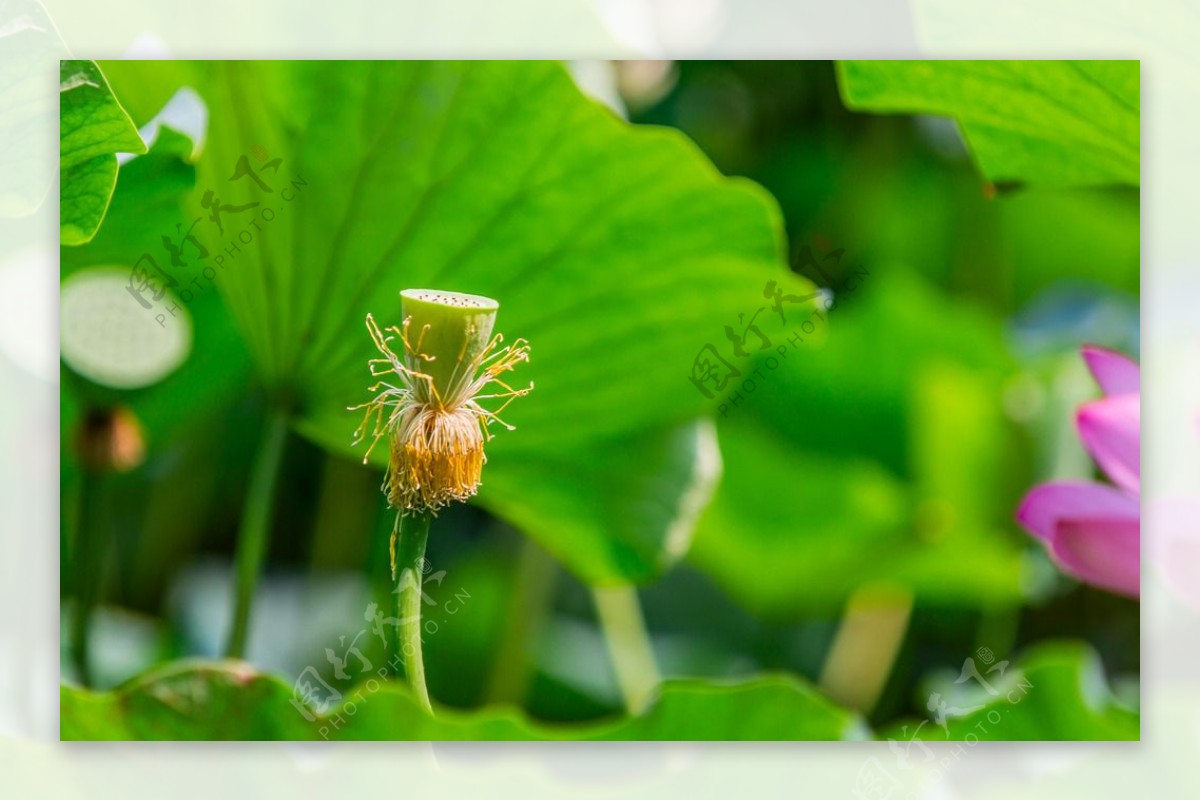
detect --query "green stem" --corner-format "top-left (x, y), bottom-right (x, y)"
top-left (308, 453), bottom-right (376, 571)
top-left (818, 584), bottom-right (913, 713)
top-left (485, 536), bottom-right (557, 705)
top-left (592, 584), bottom-right (661, 715)
top-left (395, 509), bottom-right (433, 715)
top-left (70, 469), bottom-right (101, 687)
top-left (225, 413), bottom-right (288, 658)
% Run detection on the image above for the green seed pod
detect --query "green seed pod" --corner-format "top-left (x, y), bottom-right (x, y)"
top-left (400, 289), bottom-right (499, 408)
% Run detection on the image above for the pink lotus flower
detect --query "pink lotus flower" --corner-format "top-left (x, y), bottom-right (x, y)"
top-left (1016, 345), bottom-right (1140, 598)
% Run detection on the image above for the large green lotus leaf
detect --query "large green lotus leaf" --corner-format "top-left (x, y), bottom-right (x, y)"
top-left (60, 60), bottom-right (146, 244)
top-left (294, 413), bottom-right (721, 587)
top-left (60, 660), bottom-right (866, 740)
top-left (690, 267), bottom-right (1028, 615)
top-left (837, 60), bottom-right (1138, 187)
top-left (881, 642), bottom-right (1138, 741)
top-left (134, 60), bottom-right (808, 586)
top-left (473, 420), bottom-right (721, 586)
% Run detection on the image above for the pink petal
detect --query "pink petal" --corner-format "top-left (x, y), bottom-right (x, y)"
top-left (1081, 345), bottom-right (1140, 396)
top-left (1076, 395), bottom-right (1140, 494)
top-left (1016, 481), bottom-right (1139, 543)
top-left (1053, 518), bottom-right (1140, 598)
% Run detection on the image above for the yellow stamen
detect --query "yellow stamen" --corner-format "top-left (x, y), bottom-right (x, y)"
top-left (349, 309), bottom-right (532, 515)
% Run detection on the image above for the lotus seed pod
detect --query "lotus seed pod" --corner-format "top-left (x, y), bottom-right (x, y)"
top-left (400, 289), bottom-right (499, 407)
top-left (351, 288), bottom-right (532, 514)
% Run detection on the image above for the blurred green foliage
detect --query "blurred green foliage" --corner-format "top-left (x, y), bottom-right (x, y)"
top-left (881, 641), bottom-right (1138, 741)
top-left (61, 641), bottom-right (1131, 740)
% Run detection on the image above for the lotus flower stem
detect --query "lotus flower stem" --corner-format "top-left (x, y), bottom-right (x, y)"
top-left (69, 469), bottom-right (99, 686)
top-left (351, 288), bottom-right (532, 715)
top-left (70, 405), bottom-right (147, 686)
top-left (226, 413), bottom-right (288, 658)
top-left (592, 585), bottom-right (661, 715)
top-left (485, 537), bottom-right (557, 704)
top-left (393, 508), bottom-right (433, 713)
top-left (818, 584), bottom-right (913, 713)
